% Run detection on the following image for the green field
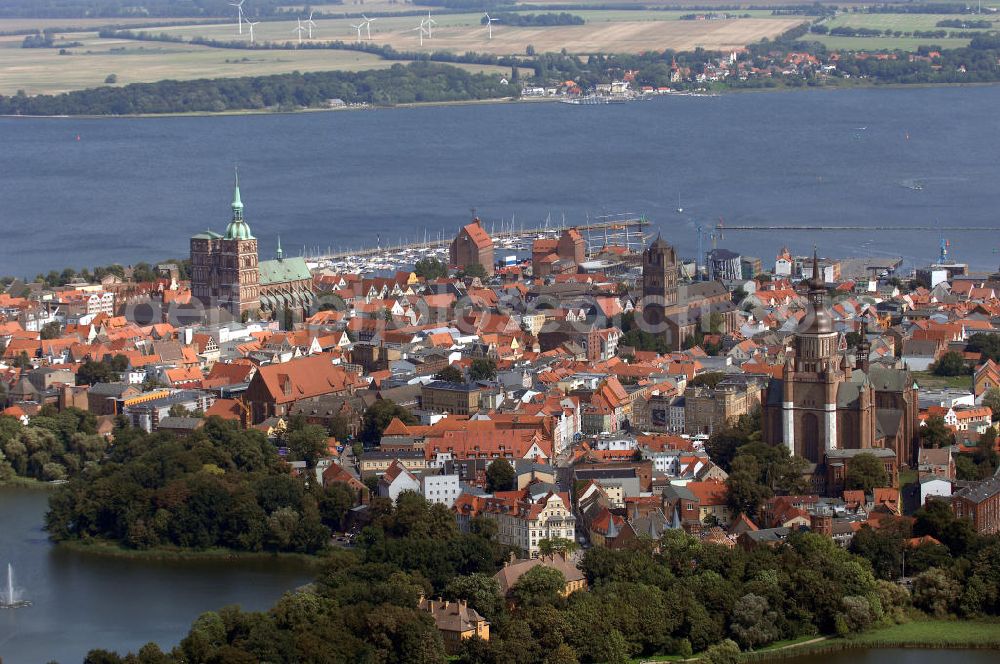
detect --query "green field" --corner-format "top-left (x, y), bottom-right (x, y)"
top-left (813, 35), bottom-right (972, 51)
top-left (912, 371), bottom-right (973, 390)
top-left (825, 12), bottom-right (997, 33)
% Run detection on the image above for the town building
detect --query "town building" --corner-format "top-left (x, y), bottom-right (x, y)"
top-left (454, 488), bottom-right (576, 557)
top-left (449, 217), bottom-right (494, 276)
top-left (684, 384), bottom-right (755, 436)
top-left (418, 597), bottom-right (490, 654)
top-left (952, 475), bottom-right (1000, 534)
top-left (707, 248), bottom-right (742, 281)
top-left (421, 381), bottom-right (482, 415)
top-left (243, 353), bottom-right (363, 423)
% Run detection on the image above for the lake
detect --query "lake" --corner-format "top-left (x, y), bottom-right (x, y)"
top-left (2, 86), bottom-right (1000, 277)
top-left (0, 486), bottom-right (313, 664)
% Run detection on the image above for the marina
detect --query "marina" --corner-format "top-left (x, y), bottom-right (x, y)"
top-left (307, 214), bottom-right (652, 274)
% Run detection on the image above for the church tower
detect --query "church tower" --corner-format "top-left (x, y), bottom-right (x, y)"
top-left (218, 173), bottom-right (259, 318)
top-left (641, 235), bottom-right (678, 327)
top-left (781, 250), bottom-right (847, 461)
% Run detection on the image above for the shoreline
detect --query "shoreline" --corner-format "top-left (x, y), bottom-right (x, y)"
top-left (0, 476), bottom-right (60, 490)
top-left (55, 538), bottom-right (327, 566)
top-left (3, 80), bottom-right (1000, 120)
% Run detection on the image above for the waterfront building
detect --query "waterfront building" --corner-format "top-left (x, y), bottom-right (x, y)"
top-left (449, 216), bottom-right (494, 275)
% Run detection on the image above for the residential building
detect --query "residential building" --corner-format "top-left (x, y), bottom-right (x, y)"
top-left (418, 597), bottom-right (489, 654)
top-left (952, 475), bottom-right (1000, 534)
top-left (421, 472), bottom-right (462, 507)
top-left (454, 488), bottom-right (576, 557)
top-left (243, 353), bottom-right (362, 423)
top-left (684, 384), bottom-right (753, 436)
top-left (493, 553), bottom-right (587, 598)
top-left (421, 381), bottom-right (482, 415)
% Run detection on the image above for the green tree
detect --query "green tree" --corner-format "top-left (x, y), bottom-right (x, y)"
top-left (414, 257), bottom-right (448, 280)
top-left (912, 568), bottom-right (960, 617)
top-left (360, 399), bottom-right (417, 446)
top-left (703, 638), bottom-right (741, 664)
top-left (726, 455), bottom-right (772, 521)
top-left (921, 415), bottom-right (955, 449)
top-left (538, 537), bottom-right (578, 556)
top-left (286, 423), bottom-right (329, 467)
top-left (983, 388), bottom-right (1000, 421)
top-left (435, 365), bottom-right (464, 383)
top-left (845, 453), bottom-right (889, 492)
top-left (729, 593), bottom-right (779, 651)
top-left (512, 566), bottom-right (566, 607)
top-left (444, 572), bottom-right (504, 621)
top-left (932, 351), bottom-right (968, 377)
top-left (470, 358), bottom-right (498, 382)
top-left (459, 263), bottom-right (488, 280)
top-left (39, 321), bottom-right (62, 340)
top-left (486, 458), bottom-right (515, 492)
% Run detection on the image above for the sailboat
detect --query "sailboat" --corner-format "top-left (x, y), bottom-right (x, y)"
top-left (676, 193), bottom-right (683, 214)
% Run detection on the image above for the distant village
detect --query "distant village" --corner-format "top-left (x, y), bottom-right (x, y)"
top-left (4, 180), bottom-right (1000, 647)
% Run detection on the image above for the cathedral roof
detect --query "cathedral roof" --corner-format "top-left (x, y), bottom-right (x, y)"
top-left (259, 256), bottom-right (311, 286)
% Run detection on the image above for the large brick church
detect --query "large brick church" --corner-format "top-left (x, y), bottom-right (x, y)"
top-left (641, 235), bottom-right (739, 350)
top-left (190, 175), bottom-right (314, 323)
top-left (761, 253), bottom-right (919, 466)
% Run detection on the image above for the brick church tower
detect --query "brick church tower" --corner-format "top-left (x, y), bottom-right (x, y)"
top-left (641, 235), bottom-right (678, 328)
top-left (190, 173), bottom-right (259, 319)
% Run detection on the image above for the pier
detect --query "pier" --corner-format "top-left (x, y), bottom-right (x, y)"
top-left (305, 213), bottom-right (653, 262)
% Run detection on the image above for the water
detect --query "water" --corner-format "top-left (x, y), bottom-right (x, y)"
top-left (0, 486), bottom-right (312, 664)
top-left (2, 86), bottom-right (1000, 278)
top-left (782, 648), bottom-right (1000, 663)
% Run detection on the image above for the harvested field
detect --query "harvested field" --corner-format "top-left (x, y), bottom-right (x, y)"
top-left (144, 15), bottom-right (805, 55)
top-left (0, 32), bottom-right (516, 96)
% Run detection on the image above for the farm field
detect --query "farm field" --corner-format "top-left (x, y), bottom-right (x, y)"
top-left (0, 17), bottom-right (210, 32)
top-left (0, 32), bottom-right (516, 96)
top-left (824, 12), bottom-right (998, 32)
top-left (135, 14), bottom-right (806, 55)
top-left (812, 35), bottom-right (972, 51)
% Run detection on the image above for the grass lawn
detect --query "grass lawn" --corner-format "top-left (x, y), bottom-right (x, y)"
top-left (899, 467), bottom-right (918, 489)
top-left (850, 618), bottom-right (1000, 647)
top-left (824, 13), bottom-right (997, 34)
top-left (912, 371), bottom-right (973, 391)
top-left (812, 35), bottom-right (971, 51)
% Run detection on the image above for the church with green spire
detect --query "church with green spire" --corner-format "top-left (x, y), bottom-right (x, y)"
top-left (190, 174), bottom-right (314, 323)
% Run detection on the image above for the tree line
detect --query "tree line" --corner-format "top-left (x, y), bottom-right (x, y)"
top-left (45, 417), bottom-right (355, 552)
top-left (0, 62), bottom-right (516, 116)
top-left (0, 0), bottom-right (314, 19)
top-left (0, 408), bottom-right (105, 482)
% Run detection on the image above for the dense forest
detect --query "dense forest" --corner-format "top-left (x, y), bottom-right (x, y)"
top-left (0, 62), bottom-right (516, 115)
top-left (0, 408), bottom-right (105, 482)
top-left (45, 417), bottom-right (356, 553)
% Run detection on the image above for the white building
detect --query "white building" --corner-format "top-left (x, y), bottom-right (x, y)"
top-left (421, 473), bottom-right (461, 507)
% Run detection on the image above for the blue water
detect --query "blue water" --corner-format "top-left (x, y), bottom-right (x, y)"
top-left (1, 85), bottom-right (999, 277)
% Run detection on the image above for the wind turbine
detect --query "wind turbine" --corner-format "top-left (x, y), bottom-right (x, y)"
top-left (246, 18), bottom-right (260, 44)
top-left (409, 21), bottom-right (429, 46)
top-left (350, 22), bottom-right (364, 41)
top-left (362, 15), bottom-right (376, 40)
top-left (483, 12), bottom-right (499, 40)
top-left (424, 11), bottom-right (437, 38)
top-left (293, 18), bottom-right (306, 44)
top-left (229, 0), bottom-right (246, 35)
top-left (305, 10), bottom-right (317, 39)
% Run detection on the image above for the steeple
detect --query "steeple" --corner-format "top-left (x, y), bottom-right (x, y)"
top-left (800, 246), bottom-right (832, 335)
top-left (276, 235), bottom-right (283, 261)
top-left (224, 168), bottom-right (254, 241)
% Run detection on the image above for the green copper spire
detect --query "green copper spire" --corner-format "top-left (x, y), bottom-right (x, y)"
top-left (224, 167), bottom-right (254, 240)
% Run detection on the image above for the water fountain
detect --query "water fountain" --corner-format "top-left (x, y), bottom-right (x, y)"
top-left (1, 562), bottom-right (31, 608)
